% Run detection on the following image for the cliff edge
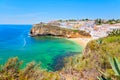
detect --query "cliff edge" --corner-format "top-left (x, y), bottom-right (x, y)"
top-left (30, 23), bottom-right (91, 38)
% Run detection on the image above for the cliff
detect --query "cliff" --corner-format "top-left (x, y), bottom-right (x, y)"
top-left (30, 23), bottom-right (91, 38)
top-left (62, 35), bottom-right (120, 80)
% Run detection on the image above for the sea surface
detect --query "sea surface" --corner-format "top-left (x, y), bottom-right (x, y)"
top-left (0, 25), bottom-right (82, 71)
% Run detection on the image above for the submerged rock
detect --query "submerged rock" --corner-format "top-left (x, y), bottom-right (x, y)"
top-left (30, 23), bottom-right (91, 38)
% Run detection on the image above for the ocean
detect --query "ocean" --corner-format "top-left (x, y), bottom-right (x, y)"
top-left (0, 25), bottom-right (82, 71)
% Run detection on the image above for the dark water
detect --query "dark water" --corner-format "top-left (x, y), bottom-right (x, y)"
top-left (0, 25), bottom-right (82, 71)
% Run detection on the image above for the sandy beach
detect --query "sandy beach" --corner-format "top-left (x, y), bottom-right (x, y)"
top-left (68, 38), bottom-right (93, 48)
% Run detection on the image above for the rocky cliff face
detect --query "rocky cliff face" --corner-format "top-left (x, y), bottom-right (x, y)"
top-left (30, 23), bottom-right (91, 38)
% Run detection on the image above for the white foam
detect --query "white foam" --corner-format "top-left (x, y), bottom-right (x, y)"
top-left (23, 38), bottom-right (26, 47)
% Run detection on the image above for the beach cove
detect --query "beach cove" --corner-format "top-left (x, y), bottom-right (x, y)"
top-left (0, 25), bottom-right (83, 71)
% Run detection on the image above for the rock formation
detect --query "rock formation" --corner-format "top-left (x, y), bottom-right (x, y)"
top-left (30, 23), bottom-right (91, 38)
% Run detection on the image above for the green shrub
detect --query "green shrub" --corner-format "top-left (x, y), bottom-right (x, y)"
top-left (108, 29), bottom-right (120, 36)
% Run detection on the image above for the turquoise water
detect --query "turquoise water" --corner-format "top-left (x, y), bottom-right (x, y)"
top-left (0, 25), bottom-right (82, 71)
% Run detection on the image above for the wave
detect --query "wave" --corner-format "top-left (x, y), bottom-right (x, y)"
top-left (23, 38), bottom-right (26, 47)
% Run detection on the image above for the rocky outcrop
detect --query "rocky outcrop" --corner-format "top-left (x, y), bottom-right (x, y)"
top-left (30, 23), bottom-right (91, 38)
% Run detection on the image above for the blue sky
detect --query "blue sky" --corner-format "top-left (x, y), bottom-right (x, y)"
top-left (0, 0), bottom-right (120, 24)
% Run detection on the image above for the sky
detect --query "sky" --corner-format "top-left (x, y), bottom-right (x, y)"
top-left (0, 0), bottom-right (120, 24)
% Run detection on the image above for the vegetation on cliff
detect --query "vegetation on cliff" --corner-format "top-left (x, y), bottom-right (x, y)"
top-left (57, 19), bottom-right (120, 25)
top-left (0, 57), bottom-right (63, 80)
top-left (108, 29), bottom-right (120, 36)
top-left (63, 34), bottom-right (120, 79)
top-left (95, 19), bottom-right (120, 25)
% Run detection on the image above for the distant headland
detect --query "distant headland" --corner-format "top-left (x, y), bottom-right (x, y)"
top-left (30, 19), bottom-right (120, 39)
top-left (30, 22), bottom-right (91, 38)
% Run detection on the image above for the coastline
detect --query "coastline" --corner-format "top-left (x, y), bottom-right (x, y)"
top-left (68, 38), bottom-right (93, 48)
top-left (31, 35), bottom-right (92, 48)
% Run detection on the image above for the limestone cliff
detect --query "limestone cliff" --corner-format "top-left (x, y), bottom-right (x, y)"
top-left (30, 23), bottom-right (91, 38)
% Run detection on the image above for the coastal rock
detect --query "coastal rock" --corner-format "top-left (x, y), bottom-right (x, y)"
top-left (30, 23), bottom-right (91, 38)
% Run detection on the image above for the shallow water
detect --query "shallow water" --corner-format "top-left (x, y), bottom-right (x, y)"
top-left (0, 25), bottom-right (83, 71)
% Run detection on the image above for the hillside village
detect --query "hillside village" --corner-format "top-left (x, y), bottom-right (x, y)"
top-left (46, 19), bottom-right (120, 39)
